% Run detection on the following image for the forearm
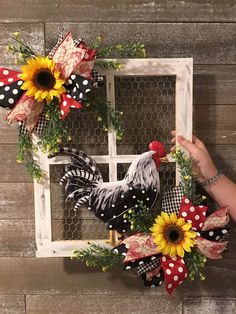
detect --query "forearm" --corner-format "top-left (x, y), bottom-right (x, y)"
top-left (204, 175), bottom-right (236, 221)
top-left (174, 134), bottom-right (236, 221)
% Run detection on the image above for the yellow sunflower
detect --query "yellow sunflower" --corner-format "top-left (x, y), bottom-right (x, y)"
top-left (150, 212), bottom-right (197, 258)
top-left (19, 56), bottom-right (66, 103)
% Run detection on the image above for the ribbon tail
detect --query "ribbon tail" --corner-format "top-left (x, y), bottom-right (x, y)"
top-left (73, 60), bottom-right (95, 80)
top-left (142, 266), bottom-right (165, 288)
top-left (196, 236), bottom-right (228, 259)
top-left (161, 256), bottom-right (188, 295)
top-left (202, 207), bottom-right (230, 231)
top-left (52, 32), bottom-right (86, 80)
top-left (59, 94), bottom-right (82, 120)
top-left (7, 94), bottom-right (44, 132)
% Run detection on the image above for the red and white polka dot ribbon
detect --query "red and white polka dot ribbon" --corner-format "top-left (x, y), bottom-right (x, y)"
top-left (60, 93), bottom-right (82, 119)
top-left (160, 255), bottom-right (188, 294)
top-left (0, 68), bottom-right (21, 86)
top-left (179, 196), bottom-right (208, 231)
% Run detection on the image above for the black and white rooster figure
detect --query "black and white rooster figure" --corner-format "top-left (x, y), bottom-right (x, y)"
top-left (49, 141), bottom-right (167, 234)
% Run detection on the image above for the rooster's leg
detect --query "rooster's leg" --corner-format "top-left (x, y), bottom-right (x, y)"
top-left (108, 230), bottom-right (123, 246)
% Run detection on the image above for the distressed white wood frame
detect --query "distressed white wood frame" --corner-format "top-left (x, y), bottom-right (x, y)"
top-left (34, 58), bottom-right (193, 257)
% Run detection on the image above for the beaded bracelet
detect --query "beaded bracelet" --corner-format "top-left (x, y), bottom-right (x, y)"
top-left (200, 170), bottom-right (223, 188)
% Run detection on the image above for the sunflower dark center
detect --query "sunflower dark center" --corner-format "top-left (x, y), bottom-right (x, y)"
top-left (169, 230), bottom-right (180, 242)
top-left (34, 68), bottom-right (55, 90)
top-left (165, 224), bottom-right (184, 244)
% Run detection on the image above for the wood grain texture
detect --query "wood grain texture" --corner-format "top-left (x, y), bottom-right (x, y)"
top-left (196, 129), bottom-right (236, 146)
top-left (0, 258), bottom-right (154, 295)
top-left (0, 257), bottom-right (235, 296)
top-left (45, 23), bottom-right (236, 64)
top-left (200, 145), bottom-right (236, 181)
top-left (0, 109), bottom-right (18, 144)
top-left (0, 23), bottom-right (44, 65)
top-left (0, 295), bottom-right (25, 314)
top-left (0, 1), bottom-right (236, 23)
top-left (194, 65), bottom-right (236, 105)
top-left (0, 145), bottom-right (32, 183)
top-left (0, 220), bottom-right (35, 257)
top-left (0, 183), bottom-right (34, 219)
top-left (25, 294), bottom-right (182, 314)
top-left (183, 297), bottom-right (236, 314)
top-left (178, 259), bottom-right (236, 297)
top-left (194, 105), bottom-right (236, 145)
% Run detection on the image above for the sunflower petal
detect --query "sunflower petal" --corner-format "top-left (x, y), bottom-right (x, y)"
top-left (21, 81), bottom-right (34, 90)
top-left (185, 230), bottom-right (197, 239)
top-left (169, 245), bottom-right (177, 257)
top-left (26, 86), bottom-right (37, 97)
top-left (182, 240), bottom-right (192, 252)
top-left (162, 243), bottom-right (171, 256)
top-left (150, 224), bottom-right (164, 234)
top-left (182, 222), bottom-right (192, 231)
top-left (54, 79), bottom-right (65, 89)
top-left (155, 233), bottom-right (165, 242)
top-left (169, 212), bottom-right (178, 224)
top-left (161, 212), bottom-right (172, 224)
top-left (155, 216), bottom-right (166, 227)
top-left (177, 245), bottom-right (185, 258)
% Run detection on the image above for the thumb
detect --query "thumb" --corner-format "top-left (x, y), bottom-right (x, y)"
top-left (177, 135), bottom-right (196, 154)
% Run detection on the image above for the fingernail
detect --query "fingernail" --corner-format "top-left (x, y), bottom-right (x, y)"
top-left (177, 135), bottom-right (184, 141)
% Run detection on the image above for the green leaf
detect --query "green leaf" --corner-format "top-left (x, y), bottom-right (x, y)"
top-left (85, 92), bottom-right (124, 140)
top-left (17, 130), bottom-right (44, 182)
top-left (126, 200), bottom-right (155, 233)
top-left (72, 243), bottom-right (124, 271)
top-left (38, 98), bottom-right (68, 154)
top-left (172, 148), bottom-right (202, 205)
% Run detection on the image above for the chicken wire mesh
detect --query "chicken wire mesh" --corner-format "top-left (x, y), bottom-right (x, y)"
top-left (50, 75), bottom-right (176, 241)
top-left (115, 76), bottom-right (175, 155)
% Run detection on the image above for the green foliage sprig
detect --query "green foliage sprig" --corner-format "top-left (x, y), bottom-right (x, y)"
top-left (38, 98), bottom-right (69, 154)
top-left (92, 36), bottom-right (146, 70)
top-left (184, 249), bottom-right (207, 281)
top-left (72, 243), bottom-right (124, 272)
top-left (124, 200), bottom-right (155, 234)
top-left (96, 42), bottom-right (146, 59)
top-left (173, 148), bottom-right (208, 280)
top-left (16, 131), bottom-right (44, 182)
top-left (86, 92), bottom-right (124, 140)
top-left (95, 60), bottom-right (123, 71)
top-left (172, 148), bottom-right (202, 205)
top-left (7, 32), bottom-right (37, 64)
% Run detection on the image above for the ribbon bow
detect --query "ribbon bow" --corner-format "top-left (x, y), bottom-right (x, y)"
top-left (0, 32), bottom-right (95, 132)
top-left (115, 196), bottom-right (229, 294)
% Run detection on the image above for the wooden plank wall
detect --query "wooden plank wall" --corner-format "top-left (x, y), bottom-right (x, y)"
top-left (0, 1), bottom-right (236, 313)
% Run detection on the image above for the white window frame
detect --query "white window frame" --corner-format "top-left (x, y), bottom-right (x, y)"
top-left (34, 58), bottom-right (193, 257)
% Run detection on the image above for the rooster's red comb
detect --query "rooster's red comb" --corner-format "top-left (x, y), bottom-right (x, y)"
top-left (149, 140), bottom-right (166, 157)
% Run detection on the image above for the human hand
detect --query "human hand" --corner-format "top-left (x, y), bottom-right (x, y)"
top-left (170, 131), bottom-right (218, 183)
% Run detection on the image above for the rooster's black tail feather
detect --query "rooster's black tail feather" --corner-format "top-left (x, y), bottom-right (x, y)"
top-left (48, 148), bottom-right (102, 210)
